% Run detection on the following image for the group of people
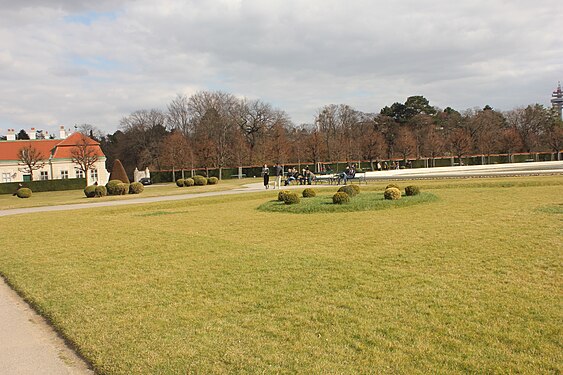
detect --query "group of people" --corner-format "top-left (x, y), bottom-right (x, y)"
top-left (261, 164), bottom-right (316, 189)
top-left (338, 164), bottom-right (357, 185)
top-left (284, 166), bottom-right (315, 186)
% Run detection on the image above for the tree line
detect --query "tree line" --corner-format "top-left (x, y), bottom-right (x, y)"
top-left (81, 91), bottom-right (562, 176)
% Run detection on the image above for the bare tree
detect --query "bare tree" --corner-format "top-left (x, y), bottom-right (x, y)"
top-left (448, 128), bottom-right (472, 165)
top-left (167, 94), bottom-right (192, 135)
top-left (160, 131), bottom-right (192, 180)
top-left (395, 126), bottom-right (417, 162)
top-left (17, 143), bottom-right (46, 181)
top-left (71, 134), bottom-right (99, 185)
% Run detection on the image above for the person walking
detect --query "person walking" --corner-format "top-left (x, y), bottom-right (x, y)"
top-left (274, 163), bottom-right (283, 189)
top-left (262, 164), bottom-right (270, 189)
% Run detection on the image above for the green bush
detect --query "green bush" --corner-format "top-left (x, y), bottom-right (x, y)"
top-left (278, 190), bottom-right (291, 201)
top-left (207, 177), bottom-right (219, 185)
top-left (95, 185), bottom-right (107, 197)
top-left (176, 179), bottom-right (185, 187)
top-left (384, 187), bottom-right (401, 200)
top-left (333, 192), bottom-right (350, 204)
top-left (193, 175), bottom-right (207, 186)
top-left (129, 182), bottom-right (144, 194)
top-left (302, 188), bottom-right (316, 198)
top-left (106, 180), bottom-right (123, 195)
top-left (282, 191), bottom-right (300, 205)
top-left (116, 183), bottom-right (129, 195)
top-left (338, 185), bottom-right (358, 197)
top-left (184, 178), bottom-right (195, 187)
top-left (386, 183), bottom-right (400, 190)
top-left (405, 185), bottom-right (421, 196)
top-left (84, 185), bottom-right (97, 198)
top-left (349, 184), bottom-right (361, 195)
top-left (16, 188), bottom-right (32, 198)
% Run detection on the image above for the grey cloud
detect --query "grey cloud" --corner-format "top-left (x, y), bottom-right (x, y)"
top-left (0, 0), bottom-right (561, 133)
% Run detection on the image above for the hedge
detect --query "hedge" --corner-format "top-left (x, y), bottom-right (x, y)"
top-left (0, 178), bottom-right (86, 195)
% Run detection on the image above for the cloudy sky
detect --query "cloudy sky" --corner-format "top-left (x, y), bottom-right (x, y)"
top-left (1, 0), bottom-right (562, 134)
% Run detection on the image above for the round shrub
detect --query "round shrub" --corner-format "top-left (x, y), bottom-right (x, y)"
top-left (95, 185), bottom-right (107, 197)
top-left (116, 183), bottom-right (129, 195)
top-left (349, 184), bottom-right (361, 195)
top-left (193, 175), bottom-right (207, 186)
top-left (332, 191), bottom-right (350, 204)
top-left (16, 188), bottom-right (32, 198)
top-left (384, 187), bottom-right (401, 200)
top-left (84, 185), bottom-right (97, 198)
top-left (278, 190), bottom-right (291, 201)
top-left (282, 191), bottom-right (300, 205)
top-left (302, 188), bottom-right (316, 198)
top-left (106, 180), bottom-right (124, 195)
top-left (405, 185), bottom-right (421, 196)
top-left (386, 183), bottom-right (400, 190)
top-left (129, 182), bottom-right (144, 194)
top-left (184, 178), bottom-right (195, 187)
top-left (176, 179), bottom-right (185, 187)
top-left (338, 185), bottom-right (358, 197)
top-left (207, 177), bottom-right (219, 185)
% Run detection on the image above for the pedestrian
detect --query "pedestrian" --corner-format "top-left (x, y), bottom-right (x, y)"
top-left (261, 164), bottom-right (270, 189)
top-left (274, 163), bottom-right (283, 189)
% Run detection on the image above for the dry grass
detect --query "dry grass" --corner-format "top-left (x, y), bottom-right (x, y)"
top-left (0, 176), bottom-right (561, 374)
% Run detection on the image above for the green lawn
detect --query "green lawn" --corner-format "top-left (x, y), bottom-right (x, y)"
top-left (0, 178), bottom-right (252, 210)
top-left (0, 176), bottom-right (561, 374)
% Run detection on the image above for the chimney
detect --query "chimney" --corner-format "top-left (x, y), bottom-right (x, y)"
top-left (7, 129), bottom-right (15, 141)
top-left (29, 127), bottom-right (36, 140)
top-left (59, 125), bottom-right (66, 139)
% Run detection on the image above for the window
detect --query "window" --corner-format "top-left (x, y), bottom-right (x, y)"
top-left (76, 169), bottom-right (84, 179)
top-left (2, 173), bottom-right (12, 183)
top-left (60, 170), bottom-right (69, 179)
top-left (90, 169), bottom-right (98, 182)
top-left (40, 171), bottom-right (49, 180)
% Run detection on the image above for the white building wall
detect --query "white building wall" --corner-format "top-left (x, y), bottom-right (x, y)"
top-left (0, 158), bottom-right (109, 184)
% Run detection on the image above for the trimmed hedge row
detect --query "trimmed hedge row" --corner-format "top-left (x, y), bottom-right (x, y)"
top-left (0, 178), bottom-right (86, 195)
top-left (176, 176), bottom-right (218, 187)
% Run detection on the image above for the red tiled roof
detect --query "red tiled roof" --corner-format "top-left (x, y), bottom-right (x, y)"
top-left (0, 132), bottom-right (105, 161)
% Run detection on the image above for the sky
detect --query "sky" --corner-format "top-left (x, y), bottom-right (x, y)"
top-left (1, 0), bottom-right (562, 135)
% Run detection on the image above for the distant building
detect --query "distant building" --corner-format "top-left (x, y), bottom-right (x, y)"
top-left (552, 82), bottom-right (563, 119)
top-left (0, 126), bottom-right (109, 184)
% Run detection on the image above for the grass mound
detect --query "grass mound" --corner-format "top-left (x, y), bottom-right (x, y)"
top-left (258, 191), bottom-right (437, 214)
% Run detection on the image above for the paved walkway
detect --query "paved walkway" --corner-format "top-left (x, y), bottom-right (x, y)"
top-left (0, 277), bottom-right (93, 374)
top-left (0, 160), bottom-right (561, 373)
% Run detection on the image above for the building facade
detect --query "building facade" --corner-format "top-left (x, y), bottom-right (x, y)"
top-left (0, 127), bottom-right (109, 185)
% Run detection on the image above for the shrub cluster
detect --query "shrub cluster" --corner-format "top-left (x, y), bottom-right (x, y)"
top-left (129, 182), bottom-right (144, 194)
top-left (282, 191), bottom-right (300, 205)
top-left (384, 187), bottom-right (402, 200)
top-left (338, 185), bottom-right (358, 197)
top-left (84, 185), bottom-right (97, 198)
top-left (207, 177), bottom-right (219, 185)
top-left (332, 191), bottom-right (350, 204)
top-left (106, 180), bottom-right (123, 195)
top-left (176, 179), bottom-right (185, 187)
top-left (16, 188), bottom-right (32, 198)
top-left (193, 175), bottom-right (207, 186)
top-left (95, 185), bottom-right (107, 197)
top-left (386, 183), bottom-right (400, 190)
top-left (302, 188), bottom-right (316, 198)
top-left (184, 178), bottom-right (195, 186)
top-left (405, 185), bottom-right (421, 196)
top-left (278, 190), bottom-right (291, 201)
